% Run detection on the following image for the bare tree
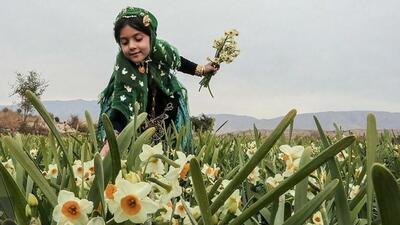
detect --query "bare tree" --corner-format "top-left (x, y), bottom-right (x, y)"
top-left (10, 71), bottom-right (48, 121)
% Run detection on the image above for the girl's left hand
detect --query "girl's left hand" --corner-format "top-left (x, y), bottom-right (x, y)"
top-left (204, 62), bottom-right (220, 75)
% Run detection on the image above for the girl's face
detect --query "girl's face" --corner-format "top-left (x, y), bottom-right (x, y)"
top-left (119, 25), bottom-right (151, 63)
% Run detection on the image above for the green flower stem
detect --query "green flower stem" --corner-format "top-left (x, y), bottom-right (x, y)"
top-left (0, 162), bottom-right (29, 224)
top-left (207, 178), bottom-right (223, 201)
top-left (85, 111), bottom-right (98, 153)
top-left (94, 153), bottom-right (106, 218)
top-left (102, 113), bottom-right (121, 183)
top-left (190, 158), bottom-right (214, 225)
top-left (180, 197), bottom-right (199, 225)
top-left (146, 177), bottom-right (172, 192)
top-left (366, 114), bottom-right (378, 225)
top-left (151, 154), bottom-right (180, 168)
top-left (372, 163), bottom-right (400, 225)
top-left (314, 116), bottom-right (352, 225)
top-left (219, 212), bottom-right (236, 225)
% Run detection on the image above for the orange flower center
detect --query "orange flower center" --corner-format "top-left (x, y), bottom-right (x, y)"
top-left (314, 217), bottom-right (321, 222)
top-left (105, 184), bottom-right (117, 200)
top-left (177, 204), bottom-right (185, 213)
top-left (61, 201), bottom-right (81, 220)
top-left (50, 168), bottom-right (58, 175)
top-left (121, 194), bottom-right (142, 215)
top-left (180, 163), bottom-right (190, 178)
top-left (76, 167), bottom-right (83, 174)
top-left (167, 201), bottom-right (173, 208)
top-left (89, 167), bottom-right (95, 174)
top-left (206, 167), bottom-right (214, 175)
top-left (282, 154), bottom-right (290, 161)
top-left (150, 158), bottom-right (160, 164)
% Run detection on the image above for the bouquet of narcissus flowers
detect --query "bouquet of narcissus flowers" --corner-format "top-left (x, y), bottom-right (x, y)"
top-left (199, 29), bottom-right (240, 97)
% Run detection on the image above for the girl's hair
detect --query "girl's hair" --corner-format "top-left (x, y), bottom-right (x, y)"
top-left (113, 17), bottom-right (151, 43)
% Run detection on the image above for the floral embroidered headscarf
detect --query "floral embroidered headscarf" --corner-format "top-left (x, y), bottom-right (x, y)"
top-left (97, 7), bottom-right (192, 151)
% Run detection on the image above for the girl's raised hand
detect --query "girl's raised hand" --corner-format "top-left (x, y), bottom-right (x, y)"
top-left (204, 62), bottom-right (220, 75)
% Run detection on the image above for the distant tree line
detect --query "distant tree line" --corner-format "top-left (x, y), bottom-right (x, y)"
top-left (191, 114), bottom-right (214, 132)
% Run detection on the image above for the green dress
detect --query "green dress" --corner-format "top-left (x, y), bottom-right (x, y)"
top-left (97, 7), bottom-right (192, 152)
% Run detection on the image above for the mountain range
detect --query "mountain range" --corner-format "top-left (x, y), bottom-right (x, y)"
top-left (2, 100), bottom-right (400, 133)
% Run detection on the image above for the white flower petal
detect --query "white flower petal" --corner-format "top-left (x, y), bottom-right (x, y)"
top-left (57, 190), bottom-right (75, 204)
top-left (141, 197), bottom-right (159, 213)
top-left (52, 205), bottom-right (62, 222)
top-left (131, 182), bottom-right (152, 199)
top-left (279, 145), bottom-right (292, 154)
top-left (129, 210), bottom-right (148, 224)
top-left (79, 199), bottom-right (94, 214)
top-left (113, 208), bottom-right (129, 223)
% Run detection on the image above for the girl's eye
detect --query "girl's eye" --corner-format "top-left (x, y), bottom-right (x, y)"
top-left (135, 37), bottom-right (143, 42)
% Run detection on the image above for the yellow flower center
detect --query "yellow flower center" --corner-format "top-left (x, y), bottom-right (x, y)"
top-left (180, 163), bottom-right (190, 178)
top-left (61, 200), bottom-right (81, 220)
top-left (121, 194), bottom-right (142, 215)
top-left (105, 184), bottom-right (117, 200)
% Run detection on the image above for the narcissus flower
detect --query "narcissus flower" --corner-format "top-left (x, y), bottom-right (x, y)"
top-left (247, 166), bottom-right (261, 185)
top-left (111, 179), bottom-right (158, 223)
top-left (201, 164), bottom-right (219, 181)
top-left (266, 174), bottom-right (284, 189)
top-left (279, 145), bottom-right (304, 161)
top-left (72, 160), bottom-right (84, 178)
top-left (336, 150), bottom-right (348, 162)
top-left (349, 184), bottom-right (360, 199)
top-left (139, 143), bottom-right (165, 174)
top-left (157, 168), bottom-right (182, 204)
top-left (52, 190), bottom-right (93, 225)
top-left (46, 163), bottom-right (59, 179)
top-left (104, 172), bottom-right (125, 212)
top-left (279, 145), bottom-right (304, 177)
top-left (312, 211), bottom-right (324, 224)
top-left (174, 151), bottom-right (194, 179)
top-left (2, 159), bottom-right (15, 177)
top-left (223, 189), bottom-right (242, 216)
top-left (174, 199), bottom-right (190, 218)
top-left (245, 141), bottom-right (257, 158)
top-left (30, 148), bottom-right (39, 159)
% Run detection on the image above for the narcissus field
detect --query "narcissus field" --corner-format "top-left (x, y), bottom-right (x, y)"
top-left (1, 91), bottom-right (400, 225)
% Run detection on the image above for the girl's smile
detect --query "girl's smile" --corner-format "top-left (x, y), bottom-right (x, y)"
top-left (119, 25), bottom-right (150, 63)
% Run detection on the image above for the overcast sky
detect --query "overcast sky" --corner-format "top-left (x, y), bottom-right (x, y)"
top-left (1, 0), bottom-right (400, 119)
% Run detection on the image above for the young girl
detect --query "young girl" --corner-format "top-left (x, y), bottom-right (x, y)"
top-left (97, 7), bottom-right (219, 154)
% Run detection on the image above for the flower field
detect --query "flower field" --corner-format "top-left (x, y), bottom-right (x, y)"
top-left (1, 91), bottom-right (400, 225)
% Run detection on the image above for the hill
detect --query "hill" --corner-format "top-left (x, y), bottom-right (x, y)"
top-left (2, 100), bottom-right (400, 132)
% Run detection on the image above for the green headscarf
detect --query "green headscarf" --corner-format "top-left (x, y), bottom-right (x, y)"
top-left (97, 7), bottom-right (192, 151)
